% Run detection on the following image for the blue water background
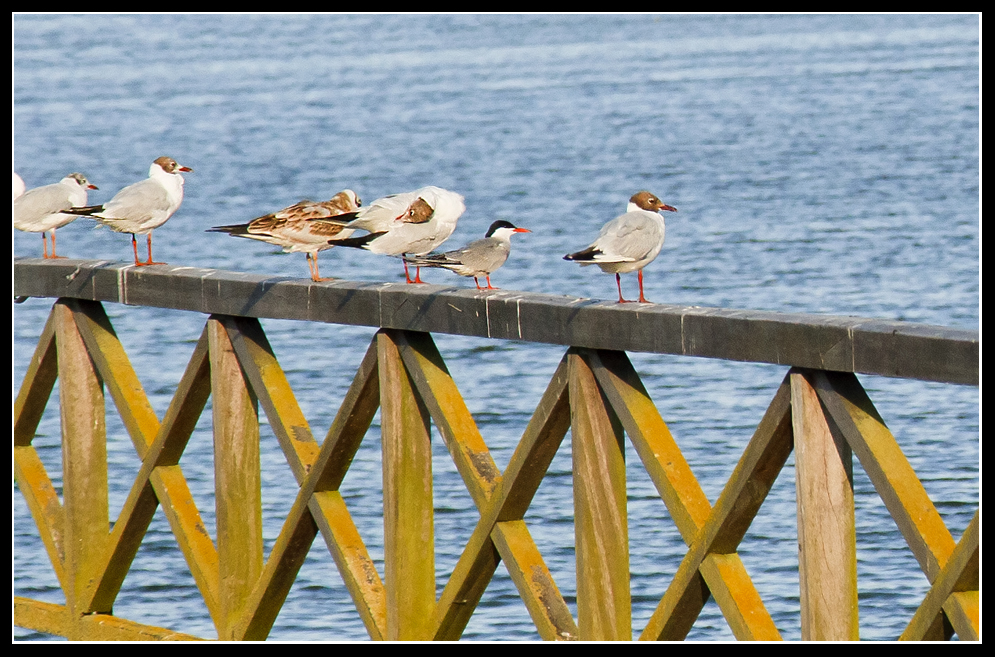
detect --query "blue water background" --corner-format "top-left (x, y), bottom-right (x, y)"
top-left (14, 14), bottom-right (979, 641)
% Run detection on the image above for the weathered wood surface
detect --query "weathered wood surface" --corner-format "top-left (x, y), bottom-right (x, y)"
top-left (14, 258), bottom-right (978, 385)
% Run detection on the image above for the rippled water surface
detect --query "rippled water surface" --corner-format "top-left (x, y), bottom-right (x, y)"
top-left (14, 14), bottom-right (978, 641)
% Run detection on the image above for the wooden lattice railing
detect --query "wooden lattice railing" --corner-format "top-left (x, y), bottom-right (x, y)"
top-left (13, 260), bottom-right (979, 641)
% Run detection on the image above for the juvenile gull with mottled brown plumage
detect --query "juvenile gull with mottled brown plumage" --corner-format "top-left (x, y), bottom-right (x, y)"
top-left (208, 189), bottom-right (361, 281)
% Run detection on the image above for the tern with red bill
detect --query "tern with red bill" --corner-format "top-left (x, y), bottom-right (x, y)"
top-left (208, 189), bottom-right (361, 281)
top-left (64, 156), bottom-right (192, 266)
top-left (403, 220), bottom-right (530, 290)
top-left (14, 172), bottom-right (98, 259)
top-left (330, 185), bottom-right (465, 283)
top-left (563, 190), bottom-right (678, 303)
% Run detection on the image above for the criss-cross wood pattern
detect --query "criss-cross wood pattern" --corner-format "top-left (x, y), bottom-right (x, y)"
top-left (13, 298), bottom-right (979, 641)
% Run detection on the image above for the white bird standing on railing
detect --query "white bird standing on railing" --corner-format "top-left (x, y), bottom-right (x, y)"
top-left (14, 172), bottom-right (98, 259)
top-left (207, 189), bottom-right (361, 282)
top-left (563, 190), bottom-right (677, 303)
top-left (330, 185), bottom-right (465, 283)
top-left (403, 220), bottom-right (530, 290)
top-left (62, 156), bottom-right (192, 267)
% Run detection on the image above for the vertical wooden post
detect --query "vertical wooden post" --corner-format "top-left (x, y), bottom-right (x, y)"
top-left (56, 301), bottom-right (110, 627)
top-left (569, 350), bottom-right (631, 640)
top-left (790, 369), bottom-right (859, 640)
top-left (378, 331), bottom-right (435, 640)
top-left (209, 317), bottom-right (263, 640)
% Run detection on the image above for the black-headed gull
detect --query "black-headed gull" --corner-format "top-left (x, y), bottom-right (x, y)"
top-left (208, 189), bottom-right (361, 282)
top-left (14, 172), bottom-right (98, 259)
top-left (563, 190), bottom-right (678, 303)
top-left (332, 185), bottom-right (465, 283)
top-left (65, 156), bottom-right (192, 266)
top-left (403, 220), bottom-right (530, 290)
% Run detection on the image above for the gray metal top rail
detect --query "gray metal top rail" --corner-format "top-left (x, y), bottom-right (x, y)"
top-left (14, 258), bottom-right (978, 385)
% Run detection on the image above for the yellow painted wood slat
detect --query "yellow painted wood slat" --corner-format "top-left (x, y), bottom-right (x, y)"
top-left (569, 350), bottom-right (631, 640)
top-left (812, 370), bottom-right (977, 638)
top-left (378, 330), bottom-right (436, 640)
top-left (432, 353), bottom-right (572, 640)
top-left (14, 304), bottom-right (58, 447)
top-left (304, 338), bottom-right (386, 639)
top-left (393, 330), bottom-right (502, 507)
top-left (70, 318), bottom-right (221, 619)
top-left (491, 520), bottom-right (579, 641)
top-left (813, 371), bottom-right (956, 578)
top-left (208, 317), bottom-right (264, 639)
top-left (142, 329), bottom-right (221, 618)
top-left (67, 299), bottom-right (160, 455)
top-left (791, 370), bottom-right (859, 641)
top-left (55, 301), bottom-right (111, 615)
top-left (66, 303), bottom-right (215, 615)
top-left (640, 376), bottom-right (792, 641)
top-left (233, 336), bottom-right (381, 640)
top-left (586, 350), bottom-right (711, 542)
top-left (311, 491), bottom-right (387, 641)
top-left (220, 315), bottom-right (320, 482)
top-left (901, 510), bottom-right (979, 641)
top-left (13, 446), bottom-right (66, 590)
top-left (590, 350), bottom-right (783, 640)
top-left (14, 597), bottom-right (203, 640)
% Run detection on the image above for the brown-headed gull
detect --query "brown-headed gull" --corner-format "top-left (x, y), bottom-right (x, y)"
top-left (64, 156), bottom-right (192, 266)
top-left (14, 172), bottom-right (98, 259)
top-left (331, 185), bottom-right (465, 283)
top-left (403, 220), bottom-right (530, 290)
top-left (208, 189), bottom-right (361, 281)
top-left (564, 190), bottom-right (677, 303)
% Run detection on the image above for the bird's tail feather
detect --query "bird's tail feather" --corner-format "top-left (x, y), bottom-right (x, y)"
top-left (62, 205), bottom-right (104, 216)
top-left (331, 231), bottom-right (388, 249)
top-left (563, 246), bottom-right (601, 262)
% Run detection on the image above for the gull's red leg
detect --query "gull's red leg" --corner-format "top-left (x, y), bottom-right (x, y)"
top-left (50, 229), bottom-right (65, 258)
top-left (138, 233), bottom-right (166, 266)
top-left (637, 269), bottom-right (651, 304)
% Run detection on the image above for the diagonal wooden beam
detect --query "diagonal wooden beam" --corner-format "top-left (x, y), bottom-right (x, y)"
top-left (82, 326), bottom-right (216, 614)
top-left (57, 301), bottom-right (221, 619)
top-left (303, 338), bottom-right (386, 641)
top-left (13, 446), bottom-right (66, 590)
top-left (638, 373), bottom-right (792, 641)
top-left (901, 510), bottom-right (979, 641)
top-left (14, 304), bottom-right (58, 447)
top-left (67, 299), bottom-right (160, 455)
top-left (812, 371), bottom-right (956, 578)
top-left (433, 353), bottom-right (574, 640)
top-left (13, 307), bottom-right (65, 586)
top-left (491, 520), bottom-right (578, 641)
top-left (232, 337), bottom-right (383, 640)
top-left (393, 330), bottom-right (502, 508)
top-left (219, 316), bottom-right (320, 482)
top-left (812, 369), bottom-right (979, 639)
top-left (590, 350), bottom-right (784, 640)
